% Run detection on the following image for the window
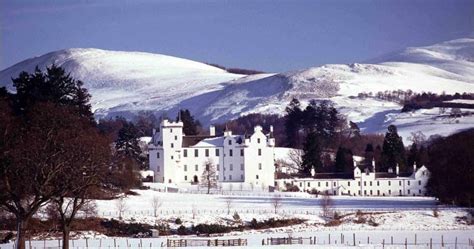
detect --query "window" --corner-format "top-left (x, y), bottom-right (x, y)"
top-left (389, 190), bottom-right (391, 195)
top-left (419, 189), bottom-right (422, 194)
top-left (228, 140), bottom-right (232, 145)
top-left (174, 135), bottom-right (177, 140)
top-left (369, 182), bottom-right (372, 186)
top-left (185, 176), bottom-right (187, 181)
top-left (326, 182), bottom-right (328, 187)
top-left (364, 190), bottom-right (367, 195)
top-left (240, 149), bottom-right (244, 156)
top-left (257, 138), bottom-right (261, 143)
top-left (217, 164), bottom-right (220, 171)
top-left (318, 182), bottom-right (320, 187)
top-left (157, 152), bottom-right (160, 158)
top-left (348, 190), bottom-right (351, 195)
top-left (370, 190), bottom-right (373, 195)
top-left (418, 180), bottom-right (421, 185)
top-left (184, 165), bottom-right (187, 171)
top-left (377, 181), bottom-right (380, 186)
top-left (230, 164), bottom-right (233, 171)
top-left (229, 149), bottom-right (233, 157)
top-left (399, 181), bottom-right (402, 186)
top-left (256, 175), bottom-right (259, 179)
top-left (333, 190), bottom-right (336, 195)
top-left (171, 143), bottom-right (174, 148)
top-left (358, 182), bottom-right (361, 186)
top-left (183, 149), bottom-right (187, 157)
top-left (171, 156), bottom-right (173, 160)
top-left (388, 181), bottom-right (391, 186)
top-left (240, 164), bottom-right (244, 170)
top-left (333, 182), bottom-right (336, 186)
top-left (205, 149), bottom-right (209, 157)
top-left (195, 149), bottom-right (199, 157)
top-left (170, 129), bottom-right (173, 133)
top-left (377, 190), bottom-right (380, 196)
top-left (195, 164), bottom-right (198, 171)
top-left (258, 163), bottom-right (262, 170)
top-left (348, 182), bottom-right (350, 186)
top-left (308, 182), bottom-right (310, 187)
top-left (358, 190), bottom-right (361, 195)
top-left (299, 182), bottom-right (302, 187)
top-left (408, 181), bottom-right (411, 186)
top-left (408, 189), bottom-right (411, 194)
top-left (399, 190), bottom-right (402, 195)
top-left (258, 149), bottom-right (262, 156)
top-left (229, 175), bottom-right (232, 180)
top-left (157, 165), bottom-right (160, 172)
top-left (215, 149), bottom-right (219, 156)
top-left (364, 181), bottom-right (366, 186)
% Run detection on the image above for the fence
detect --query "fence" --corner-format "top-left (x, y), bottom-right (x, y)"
top-left (1, 233), bottom-right (473, 249)
top-left (261, 235), bottom-right (474, 249)
top-left (166, 238), bottom-right (247, 247)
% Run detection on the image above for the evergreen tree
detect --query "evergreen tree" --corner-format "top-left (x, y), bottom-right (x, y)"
top-left (301, 132), bottom-right (322, 175)
top-left (177, 109), bottom-right (201, 136)
top-left (334, 147), bottom-right (354, 173)
top-left (407, 143), bottom-right (418, 171)
top-left (381, 125), bottom-right (406, 172)
top-left (11, 65), bottom-right (93, 121)
top-left (284, 98), bottom-right (303, 148)
top-left (364, 143), bottom-right (374, 166)
top-left (302, 100), bottom-right (340, 146)
top-left (115, 121), bottom-right (142, 164)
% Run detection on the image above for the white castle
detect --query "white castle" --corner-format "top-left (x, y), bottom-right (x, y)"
top-left (148, 119), bottom-right (430, 196)
top-left (148, 120), bottom-right (276, 189)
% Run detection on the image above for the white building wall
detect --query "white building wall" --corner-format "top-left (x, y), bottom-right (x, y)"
top-left (275, 166), bottom-right (430, 197)
top-left (149, 120), bottom-right (275, 189)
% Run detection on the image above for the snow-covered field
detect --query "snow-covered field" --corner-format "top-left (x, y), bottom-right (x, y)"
top-left (2, 189), bottom-right (472, 248)
top-left (94, 189), bottom-right (471, 232)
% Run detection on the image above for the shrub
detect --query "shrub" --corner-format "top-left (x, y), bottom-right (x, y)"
top-left (433, 207), bottom-right (439, 218)
top-left (175, 218), bottom-right (182, 225)
top-left (284, 184), bottom-right (300, 192)
top-left (233, 211), bottom-right (241, 223)
top-left (177, 225), bottom-right (188, 235)
top-left (193, 224), bottom-right (231, 234)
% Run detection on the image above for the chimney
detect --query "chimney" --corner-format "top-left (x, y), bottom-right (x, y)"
top-left (270, 125), bottom-right (274, 133)
top-left (396, 163), bottom-right (400, 176)
top-left (209, 125), bottom-right (215, 136)
top-left (372, 159), bottom-right (376, 172)
top-left (413, 162), bottom-right (417, 173)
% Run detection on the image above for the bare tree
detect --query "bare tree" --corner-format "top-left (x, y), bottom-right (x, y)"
top-left (408, 131), bottom-right (427, 145)
top-left (151, 196), bottom-right (163, 217)
top-left (0, 103), bottom-right (110, 249)
top-left (200, 159), bottom-right (217, 194)
top-left (287, 149), bottom-right (304, 173)
top-left (191, 203), bottom-right (197, 220)
top-left (225, 198), bottom-right (233, 215)
top-left (320, 193), bottom-right (334, 218)
top-left (271, 195), bottom-right (282, 214)
top-left (116, 197), bottom-right (128, 220)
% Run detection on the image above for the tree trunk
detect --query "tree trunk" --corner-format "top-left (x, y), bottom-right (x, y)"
top-left (15, 219), bottom-right (27, 249)
top-left (62, 225), bottom-right (70, 249)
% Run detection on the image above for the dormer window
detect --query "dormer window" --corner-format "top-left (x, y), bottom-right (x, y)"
top-left (171, 143), bottom-right (174, 148)
top-left (175, 135), bottom-right (177, 140)
top-left (257, 138), bottom-right (261, 144)
top-left (228, 140), bottom-right (232, 145)
top-left (170, 129), bottom-right (173, 133)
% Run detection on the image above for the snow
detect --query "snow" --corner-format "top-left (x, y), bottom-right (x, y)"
top-left (1, 39), bottom-right (473, 140)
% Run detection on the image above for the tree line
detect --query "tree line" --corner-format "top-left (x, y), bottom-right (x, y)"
top-left (0, 65), bottom-right (142, 249)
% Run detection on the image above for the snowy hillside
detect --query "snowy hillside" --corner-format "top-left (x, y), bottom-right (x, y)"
top-left (1, 39), bottom-right (474, 141)
top-left (0, 48), bottom-right (244, 117)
